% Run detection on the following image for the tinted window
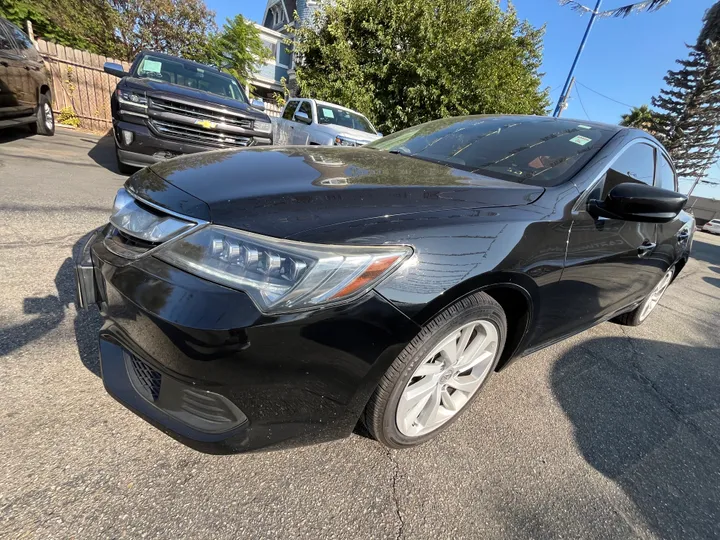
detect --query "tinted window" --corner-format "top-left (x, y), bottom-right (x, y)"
top-left (317, 104), bottom-right (376, 134)
top-left (0, 24), bottom-right (14, 51)
top-left (296, 101), bottom-right (312, 120)
top-left (656, 154), bottom-right (677, 192)
top-left (282, 100), bottom-right (299, 120)
top-left (132, 54), bottom-right (247, 102)
top-left (589, 143), bottom-right (655, 200)
top-left (366, 116), bottom-right (617, 187)
top-left (5, 23), bottom-right (33, 49)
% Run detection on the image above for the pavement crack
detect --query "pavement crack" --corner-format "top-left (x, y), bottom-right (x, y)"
top-left (385, 448), bottom-right (405, 540)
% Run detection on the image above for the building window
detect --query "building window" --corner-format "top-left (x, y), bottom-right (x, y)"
top-left (262, 38), bottom-right (278, 60)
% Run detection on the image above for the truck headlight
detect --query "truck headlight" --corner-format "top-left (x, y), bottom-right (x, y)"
top-left (155, 225), bottom-right (412, 313)
top-left (334, 135), bottom-right (361, 147)
top-left (117, 89), bottom-right (148, 108)
top-left (254, 120), bottom-right (272, 133)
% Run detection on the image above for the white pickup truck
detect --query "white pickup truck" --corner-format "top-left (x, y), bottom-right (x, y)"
top-left (273, 98), bottom-right (382, 147)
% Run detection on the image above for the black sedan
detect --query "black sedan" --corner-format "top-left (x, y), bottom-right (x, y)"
top-left (75, 115), bottom-right (693, 453)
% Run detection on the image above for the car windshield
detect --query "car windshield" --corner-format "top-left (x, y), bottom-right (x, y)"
top-left (316, 104), bottom-right (376, 134)
top-left (365, 116), bottom-right (618, 187)
top-left (133, 54), bottom-right (247, 102)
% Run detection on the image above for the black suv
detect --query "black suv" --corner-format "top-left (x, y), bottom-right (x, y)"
top-left (0, 18), bottom-right (54, 136)
top-left (105, 51), bottom-right (273, 174)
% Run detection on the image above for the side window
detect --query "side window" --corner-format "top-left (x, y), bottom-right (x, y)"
top-left (5, 24), bottom-right (33, 50)
top-left (656, 154), bottom-right (677, 192)
top-left (589, 143), bottom-right (656, 200)
top-left (0, 23), bottom-right (15, 51)
top-left (282, 100), bottom-right (298, 120)
top-left (296, 100), bottom-right (313, 121)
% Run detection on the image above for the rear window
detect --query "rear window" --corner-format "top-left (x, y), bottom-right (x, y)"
top-left (365, 116), bottom-right (617, 187)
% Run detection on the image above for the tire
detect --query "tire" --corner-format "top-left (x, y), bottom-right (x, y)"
top-left (29, 93), bottom-right (54, 136)
top-left (613, 267), bottom-right (674, 326)
top-left (115, 144), bottom-right (136, 175)
top-left (363, 291), bottom-right (507, 449)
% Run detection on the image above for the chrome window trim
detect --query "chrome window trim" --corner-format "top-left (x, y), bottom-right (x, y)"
top-left (571, 137), bottom-right (669, 216)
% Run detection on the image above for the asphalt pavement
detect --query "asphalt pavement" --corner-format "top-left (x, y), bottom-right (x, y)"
top-left (1, 128), bottom-right (719, 540)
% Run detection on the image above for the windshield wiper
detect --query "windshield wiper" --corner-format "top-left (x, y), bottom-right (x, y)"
top-left (388, 147), bottom-right (412, 156)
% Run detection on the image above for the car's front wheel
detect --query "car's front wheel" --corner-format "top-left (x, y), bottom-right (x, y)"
top-left (364, 292), bottom-right (506, 449)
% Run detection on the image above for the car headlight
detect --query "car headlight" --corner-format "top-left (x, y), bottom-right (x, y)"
top-left (254, 120), bottom-right (272, 133)
top-left (110, 188), bottom-right (194, 243)
top-left (154, 225), bottom-right (412, 313)
top-left (117, 89), bottom-right (148, 108)
top-left (334, 135), bottom-right (361, 147)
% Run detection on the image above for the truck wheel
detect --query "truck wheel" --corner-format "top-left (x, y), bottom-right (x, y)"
top-left (29, 94), bottom-right (55, 136)
top-left (363, 291), bottom-right (506, 449)
top-left (115, 145), bottom-right (136, 175)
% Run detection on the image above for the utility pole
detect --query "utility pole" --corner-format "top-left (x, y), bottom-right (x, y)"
top-left (552, 0), bottom-right (672, 118)
top-left (553, 0), bottom-right (602, 117)
top-left (556, 77), bottom-right (576, 118)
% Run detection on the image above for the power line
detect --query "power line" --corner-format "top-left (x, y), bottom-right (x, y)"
top-left (575, 85), bottom-right (591, 120)
top-left (576, 81), bottom-right (635, 109)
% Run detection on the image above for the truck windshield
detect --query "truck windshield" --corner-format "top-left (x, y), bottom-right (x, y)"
top-left (133, 54), bottom-right (247, 102)
top-left (366, 116), bottom-right (618, 187)
top-left (316, 104), bottom-right (376, 134)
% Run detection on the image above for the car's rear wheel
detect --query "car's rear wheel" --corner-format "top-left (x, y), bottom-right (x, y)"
top-left (29, 94), bottom-right (54, 136)
top-left (614, 267), bottom-right (674, 326)
top-left (364, 292), bottom-right (506, 449)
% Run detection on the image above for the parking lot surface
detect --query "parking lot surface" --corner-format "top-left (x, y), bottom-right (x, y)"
top-left (1, 128), bottom-right (719, 539)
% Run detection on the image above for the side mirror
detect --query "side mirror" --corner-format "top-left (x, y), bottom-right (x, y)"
top-left (294, 110), bottom-right (312, 125)
top-left (250, 98), bottom-right (265, 111)
top-left (104, 62), bottom-right (128, 78)
top-left (588, 182), bottom-right (687, 223)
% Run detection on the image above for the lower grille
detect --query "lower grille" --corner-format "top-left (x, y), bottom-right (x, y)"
top-left (126, 353), bottom-right (162, 402)
top-left (150, 119), bottom-right (252, 148)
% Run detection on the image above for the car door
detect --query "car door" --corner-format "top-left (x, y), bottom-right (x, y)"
top-left (654, 151), bottom-right (690, 271)
top-left (557, 141), bottom-right (663, 334)
top-left (275, 99), bottom-right (298, 145)
top-left (0, 21), bottom-right (22, 119)
top-left (3, 21), bottom-right (44, 113)
top-left (290, 100), bottom-right (313, 145)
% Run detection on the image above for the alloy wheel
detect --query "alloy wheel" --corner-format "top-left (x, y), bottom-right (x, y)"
top-left (44, 103), bottom-right (54, 130)
top-left (396, 319), bottom-right (499, 437)
top-left (639, 269), bottom-right (673, 322)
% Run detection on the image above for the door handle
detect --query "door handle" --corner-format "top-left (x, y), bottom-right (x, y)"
top-left (637, 241), bottom-right (656, 258)
top-left (24, 66), bottom-right (31, 71)
top-left (0, 60), bottom-right (8, 67)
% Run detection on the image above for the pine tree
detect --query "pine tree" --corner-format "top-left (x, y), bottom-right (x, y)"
top-left (652, 2), bottom-right (720, 179)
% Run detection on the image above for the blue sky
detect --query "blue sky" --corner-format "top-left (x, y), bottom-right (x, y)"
top-left (206, 0), bottom-right (719, 197)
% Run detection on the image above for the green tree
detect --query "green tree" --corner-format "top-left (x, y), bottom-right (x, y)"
top-left (0, 0), bottom-right (116, 55)
top-left (109, 0), bottom-right (216, 61)
top-left (291, 0), bottom-right (549, 133)
top-left (620, 105), bottom-right (658, 135)
top-left (200, 15), bottom-right (271, 88)
top-left (651, 2), bottom-right (720, 178)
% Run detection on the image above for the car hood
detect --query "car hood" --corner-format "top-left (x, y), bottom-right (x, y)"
top-left (140, 146), bottom-right (545, 238)
top-left (121, 77), bottom-right (269, 121)
top-left (319, 124), bottom-right (381, 144)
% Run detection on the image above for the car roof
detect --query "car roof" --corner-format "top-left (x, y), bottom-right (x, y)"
top-left (136, 50), bottom-right (224, 75)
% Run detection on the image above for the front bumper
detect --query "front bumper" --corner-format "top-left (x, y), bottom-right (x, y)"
top-left (113, 120), bottom-right (272, 168)
top-left (76, 227), bottom-right (420, 453)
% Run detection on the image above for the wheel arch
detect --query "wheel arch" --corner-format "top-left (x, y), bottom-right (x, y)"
top-left (38, 84), bottom-right (52, 102)
top-left (411, 273), bottom-right (536, 371)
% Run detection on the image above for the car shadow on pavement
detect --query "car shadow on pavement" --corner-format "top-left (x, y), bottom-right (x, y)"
top-left (87, 133), bottom-right (126, 176)
top-left (0, 126), bottom-right (34, 144)
top-left (551, 337), bottom-right (720, 539)
top-left (0, 232), bottom-right (103, 376)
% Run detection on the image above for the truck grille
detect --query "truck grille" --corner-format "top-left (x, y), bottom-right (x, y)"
top-left (150, 119), bottom-right (252, 148)
top-left (150, 97), bottom-right (254, 130)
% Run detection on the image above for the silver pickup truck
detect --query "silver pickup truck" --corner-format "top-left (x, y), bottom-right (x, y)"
top-left (273, 98), bottom-right (382, 146)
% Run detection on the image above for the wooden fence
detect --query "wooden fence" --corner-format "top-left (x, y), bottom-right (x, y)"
top-left (35, 38), bottom-right (130, 132)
